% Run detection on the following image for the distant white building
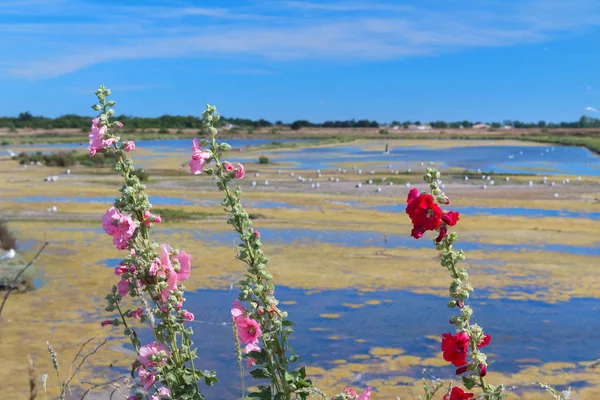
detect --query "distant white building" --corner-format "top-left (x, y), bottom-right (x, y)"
top-left (502, 125), bottom-right (513, 129)
top-left (407, 124), bottom-right (432, 130)
top-left (472, 123), bottom-right (491, 129)
top-left (222, 124), bottom-right (234, 131)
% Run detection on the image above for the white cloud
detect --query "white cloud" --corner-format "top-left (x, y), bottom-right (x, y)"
top-left (585, 106), bottom-right (597, 112)
top-left (3, 0), bottom-right (600, 79)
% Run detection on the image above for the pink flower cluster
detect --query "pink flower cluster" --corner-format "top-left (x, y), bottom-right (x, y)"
top-left (189, 138), bottom-right (211, 175)
top-left (231, 300), bottom-right (263, 367)
top-left (223, 161), bottom-right (245, 179)
top-left (343, 386), bottom-right (372, 400)
top-left (148, 244), bottom-right (192, 305)
top-left (134, 341), bottom-right (172, 392)
top-left (143, 210), bottom-right (162, 227)
top-left (102, 207), bottom-right (137, 250)
top-left (88, 117), bottom-right (117, 156)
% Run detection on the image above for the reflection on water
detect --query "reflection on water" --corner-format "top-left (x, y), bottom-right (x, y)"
top-left (11, 195), bottom-right (197, 205)
top-left (121, 286), bottom-right (600, 397)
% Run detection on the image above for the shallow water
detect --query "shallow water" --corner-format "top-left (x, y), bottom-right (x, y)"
top-left (267, 144), bottom-right (600, 176)
top-left (116, 285), bottom-right (600, 397)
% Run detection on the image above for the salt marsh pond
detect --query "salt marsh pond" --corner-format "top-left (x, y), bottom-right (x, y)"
top-left (1, 138), bottom-right (599, 399)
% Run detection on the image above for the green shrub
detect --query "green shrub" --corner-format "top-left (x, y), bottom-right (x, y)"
top-left (258, 155), bottom-right (269, 164)
top-left (158, 127), bottom-right (169, 134)
top-left (0, 220), bottom-right (17, 250)
top-left (1, 139), bottom-right (12, 146)
top-left (176, 129), bottom-right (184, 135)
top-left (379, 129), bottom-right (389, 135)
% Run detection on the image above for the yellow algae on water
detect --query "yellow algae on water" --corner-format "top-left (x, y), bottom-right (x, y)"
top-left (320, 313), bottom-right (341, 319)
top-left (351, 354), bottom-right (371, 360)
top-left (281, 300), bottom-right (296, 305)
top-left (364, 299), bottom-right (381, 305)
top-left (342, 303), bottom-right (364, 309)
top-left (328, 336), bottom-right (341, 340)
top-left (369, 347), bottom-right (405, 356)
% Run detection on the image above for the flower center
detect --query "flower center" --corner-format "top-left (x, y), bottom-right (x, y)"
top-left (248, 326), bottom-right (256, 335)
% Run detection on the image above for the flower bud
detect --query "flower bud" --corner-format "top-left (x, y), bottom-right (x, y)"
top-left (447, 300), bottom-right (457, 308)
top-left (107, 100), bottom-right (116, 106)
top-left (479, 363), bottom-right (487, 377)
top-left (219, 143), bottom-right (232, 152)
top-left (107, 109), bottom-right (115, 117)
top-left (92, 104), bottom-right (102, 111)
top-left (455, 365), bottom-right (468, 375)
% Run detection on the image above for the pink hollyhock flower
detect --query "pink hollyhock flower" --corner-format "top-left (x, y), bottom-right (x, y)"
top-left (102, 207), bottom-right (137, 250)
top-left (143, 210), bottom-right (161, 227)
top-left (160, 270), bottom-right (178, 303)
top-left (114, 265), bottom-right (129, 275)
top-left (231, 299), bottom-right (246, 319)
top-left (88, 117), bottom-right (106, 156)
top-left (159, 244), bottom-right (173, 271)
top-left (103, 137), bottom-right (116, 147)
top-left (117, 279), bottom-right (130, 297)
top-left (455, 365), bottom-right (468, 375)
top-left (114, 121), bottom-right (124, 129)
top-left (223, 162), bottom-right (234, 172)
top-left (183, 311), bottom-right (194, 321)
top-left (149, 259), bottom-right (160, 276)
top-left (151, 396), bottom-right (160, 400)
top-left (100, 320), bottom-right (114, 327)
top-left (234, 163), bottom-right (245, 179)
top-left (176, 250), bottom-right (191, 281)
top-left (139, 342), bottom-right (169, 368)
top-left (124, 141), bottom-right (136, 152)
top-left (130, 308), bottom-right (143, 319)
top-left (253, 230), bottom-right (260, 239)
top-left (157, 387), bottom-right (171, 398)
top-left (138, 367), bottom-right (156, 390)
top-left (436, 227), bottom-right (448, 243)
top-left (244, 342), bottom-right (260, 367)
top-left (189, 138), bottom-right (211, 175)
top-left (127, 396), bottom-right (138, 400)
top-left (344, 387), bottom-right (357, 396)
top-left (235, 315), bottom-right (262, 345)
top-left (357, 387), bottom-right (371, 400)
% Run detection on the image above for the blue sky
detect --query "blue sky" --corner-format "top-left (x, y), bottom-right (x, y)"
top-left (1, 0), bottom-right (600, 123)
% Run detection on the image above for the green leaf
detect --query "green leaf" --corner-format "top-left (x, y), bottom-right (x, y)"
top-left (248, 386), bottom-right (272, 399)
top-left (462, 375), bottom-right (477, 390)
top-left (282, 320), bottom-right (295, 327)
top-left (249, 368), bottom-right (271, 379)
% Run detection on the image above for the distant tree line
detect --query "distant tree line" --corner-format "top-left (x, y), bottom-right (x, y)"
top-left (2, 112), bottom-right (600, 130)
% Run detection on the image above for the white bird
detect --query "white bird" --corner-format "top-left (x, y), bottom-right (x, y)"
top-left (395, 170), bottom-right (399, 175)
top-left (308, 178), bottom-right (313, 182)
top-left (476, 168), bottom-right (482, 173)
top-left (36, 161), bottom-right (42, 166)
top-left (290, 172), bottom-right (295, 177)
top-left (481, 175), bottom-right (486, 180)
top-left (358, 170), bottom-right (362, 175)
top-left (7, 149), bottom-right (16, 157)
top-left (553, 193), bottom-right (559, 198)
top-left (565, 178), bottom-right (570, 184)
top-left (464, 176), bottom-right (469, 181)
top-left (407, 168), bottom-right (412, 173)
top-left (482, 184), bottom-right (487, 190)
top-left (487, 176), bottom-right (491, 181)
top-left (337, 168), bottom-right (342, 172)
top-left (551, 182), bottom-right (556, 186)
top-left (298, 176), bottom-right (304, 182)
top-left (528, 181), bottom-right (534, 187)
top-left (376, 187), bottom-right (382, 192)
top-left (255, 172), bottom-right (260, 177)
top-left (441, 184), bottom-right (446, 189)
top-left (490, 180), bottom-right (495, 185)
top-left (370, 170), bottom-right (375, 175)
top-left (368, 179), bottom-right (373, 184)
top-left (251, 181), bottom-right (257, 186)
top-left (577, 176), bottom-right (582, 181)
top-left (329, 177), bottom-right (334, 181)
top-left (405, 182), bottom-right (411, 187)
top-left (317, 169), bottom-right (321, 174)
top-left (277, 170), bottom-right (281, 174)
top-left (356, 183), bottom-right (362, 188)
top-left (505, 177), bottom-right (510, 182)
top-left (389, 182), bottom-right (394, 186)
top-left (420, 162), bottom-right (425, 166)
top-left (429, 161), bottom-right (434, 166)
top-left (335, 178), bottom-right (340, 182)
top-left (264, 180), bottom-right (269, 186)
top-left (65, 169), bottom-right (71, 174)
top-left (311, 183), bottom-right (315, 189)
top-left (317, 173), bottom-right (322, 178)
top-left (342, 169), bottom-right (346, 174)
top-left (315, 183), bottom-right (320, 188)
top-left (0, 249), bottom-right (16, 260)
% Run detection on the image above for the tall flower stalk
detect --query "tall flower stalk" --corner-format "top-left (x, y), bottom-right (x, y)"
top-left (188, 105), bottom-right (316, 400)
top-left (406, 168), bottom-right (505, 400)
top-left (92, 86), bottom-right (217, 400)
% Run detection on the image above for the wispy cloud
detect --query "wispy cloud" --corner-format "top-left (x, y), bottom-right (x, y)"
top-left (585, 106), bottom-right (597, 112)
top-left (3, 0), bottom-right (600, 80)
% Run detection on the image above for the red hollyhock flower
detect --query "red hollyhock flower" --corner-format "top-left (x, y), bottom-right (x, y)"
top-left (405, 189), bottom-right (443, 238)
top-left (442, 211), bottom-right (460, 226)
top-left (477, 334), bottom-right (491, 349)
top-left (441, 332), bottom-right (470, 367)
top-left (443, 387), bottom-right (474, 400)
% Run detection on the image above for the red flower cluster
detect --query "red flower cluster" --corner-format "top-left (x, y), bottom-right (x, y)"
top-left (443, 387), bottom-right (474, 400)
top-left (405, 188), bottom-right (459, 241)
top-left (441, 332), bottom-right (470, 367)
